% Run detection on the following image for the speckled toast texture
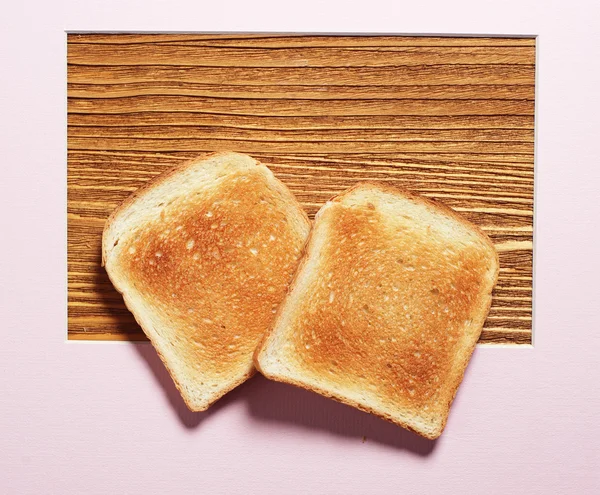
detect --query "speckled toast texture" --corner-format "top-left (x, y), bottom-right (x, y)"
top-left (103, 152), bottom-right (311, 411)
top-left (255, 183), bottom-right (498, 439)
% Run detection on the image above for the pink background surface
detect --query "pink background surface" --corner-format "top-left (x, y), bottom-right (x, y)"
top-left (2, 1), bottom-right (599, 493)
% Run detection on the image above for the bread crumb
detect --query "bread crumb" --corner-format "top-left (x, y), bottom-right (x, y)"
top-left (329, 291), bottom-right (335, 303)
top-left (186, 239), bottom-right (195, 250)
top-left (128, 246), bottom-right (136, 254)
top-left (249, 248), bottom-right (258, 256)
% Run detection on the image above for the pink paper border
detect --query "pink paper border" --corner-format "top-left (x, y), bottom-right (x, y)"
top-left (2, 1), bottom-right (599, 493)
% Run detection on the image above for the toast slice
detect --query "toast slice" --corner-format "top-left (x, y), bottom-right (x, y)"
top-left (255, 183), bottom-right (499, 439)
top-left (103, 152), bottom-right (310, 411)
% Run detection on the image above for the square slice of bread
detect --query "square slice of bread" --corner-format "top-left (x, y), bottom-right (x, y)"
top-left (103, 152), bottom-right (310, 411)
top-left (255, 183), bottom-right (499, 439)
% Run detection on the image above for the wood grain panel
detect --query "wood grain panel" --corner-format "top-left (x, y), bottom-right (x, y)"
top-left (67, 34), bottom-right (535, 344)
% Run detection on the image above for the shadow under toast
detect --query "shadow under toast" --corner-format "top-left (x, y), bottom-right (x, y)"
top-left (242, 374), bottom-right (439, 455)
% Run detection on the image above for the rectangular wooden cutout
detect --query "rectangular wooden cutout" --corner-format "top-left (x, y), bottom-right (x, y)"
top-left (67, 34), bottom-right (535, 344)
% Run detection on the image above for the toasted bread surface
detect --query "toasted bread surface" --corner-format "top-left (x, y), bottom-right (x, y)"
top-left (103, 152), bottom-right (310, 411)
top-left (255, 183), bottom-right (499, 438)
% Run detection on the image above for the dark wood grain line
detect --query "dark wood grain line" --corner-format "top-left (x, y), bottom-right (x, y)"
top-left (66, 181), bottom-right (534, 201)
top-left (67, 149), bottom-right (536, 168)
top-left (67, 65), bottom-right (535, 86)
top-left (68, 167), bottom-right (534, 189)
top-left (478, 330), bottom-right (532, 345)
top-left (68, 125), bottom-right (533, 142)
top-left (257, 152), bottom-right (534, 166)
top-left (69, 169), bottom-right (533, 188)
top-left (68, 40), bottom-right (536, 51)
top-left (68, 40), bottom-right (536, 47)
top-left (68, 113), bottom-right (534, 130)
top-left (69, 182), bottom-right (533, 205)
top-left (68, 96), bottom-right (534, 117)
top-left (67, 149), bottom-right (534, 168)
top-left (68, 83), bottom-right (535, 101)
top-left (67, 44), bottom-right (534, 67)
top-left (67, 34), bottom-right (536, 48)
top-left (68, 142), bottom-right (535, 156)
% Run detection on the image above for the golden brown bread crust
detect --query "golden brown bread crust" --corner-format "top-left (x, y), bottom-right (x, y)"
top-left (255, 182), bottom-right (499, 438)
top-left (103, 152), bottom-right (310, 410)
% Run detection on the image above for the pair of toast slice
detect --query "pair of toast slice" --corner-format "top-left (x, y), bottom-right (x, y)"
top-left (103, 152), bottom-right (498, 439)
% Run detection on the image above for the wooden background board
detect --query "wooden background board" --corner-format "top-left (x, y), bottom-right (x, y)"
top-left (67, 34), bottom-right (535, 344)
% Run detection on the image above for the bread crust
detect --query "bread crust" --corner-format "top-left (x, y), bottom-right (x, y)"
top-left (103, 152), bottom-right (310, 411)
top-left (255, 182), bottom-right (499, 438)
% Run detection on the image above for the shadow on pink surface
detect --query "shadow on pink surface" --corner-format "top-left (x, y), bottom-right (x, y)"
top-left (134, 343), bottom-right (226, 428)
top-left (134, 342), bottom-right (439, 455)
top-left (243, 375), bottom-right (438, 455)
